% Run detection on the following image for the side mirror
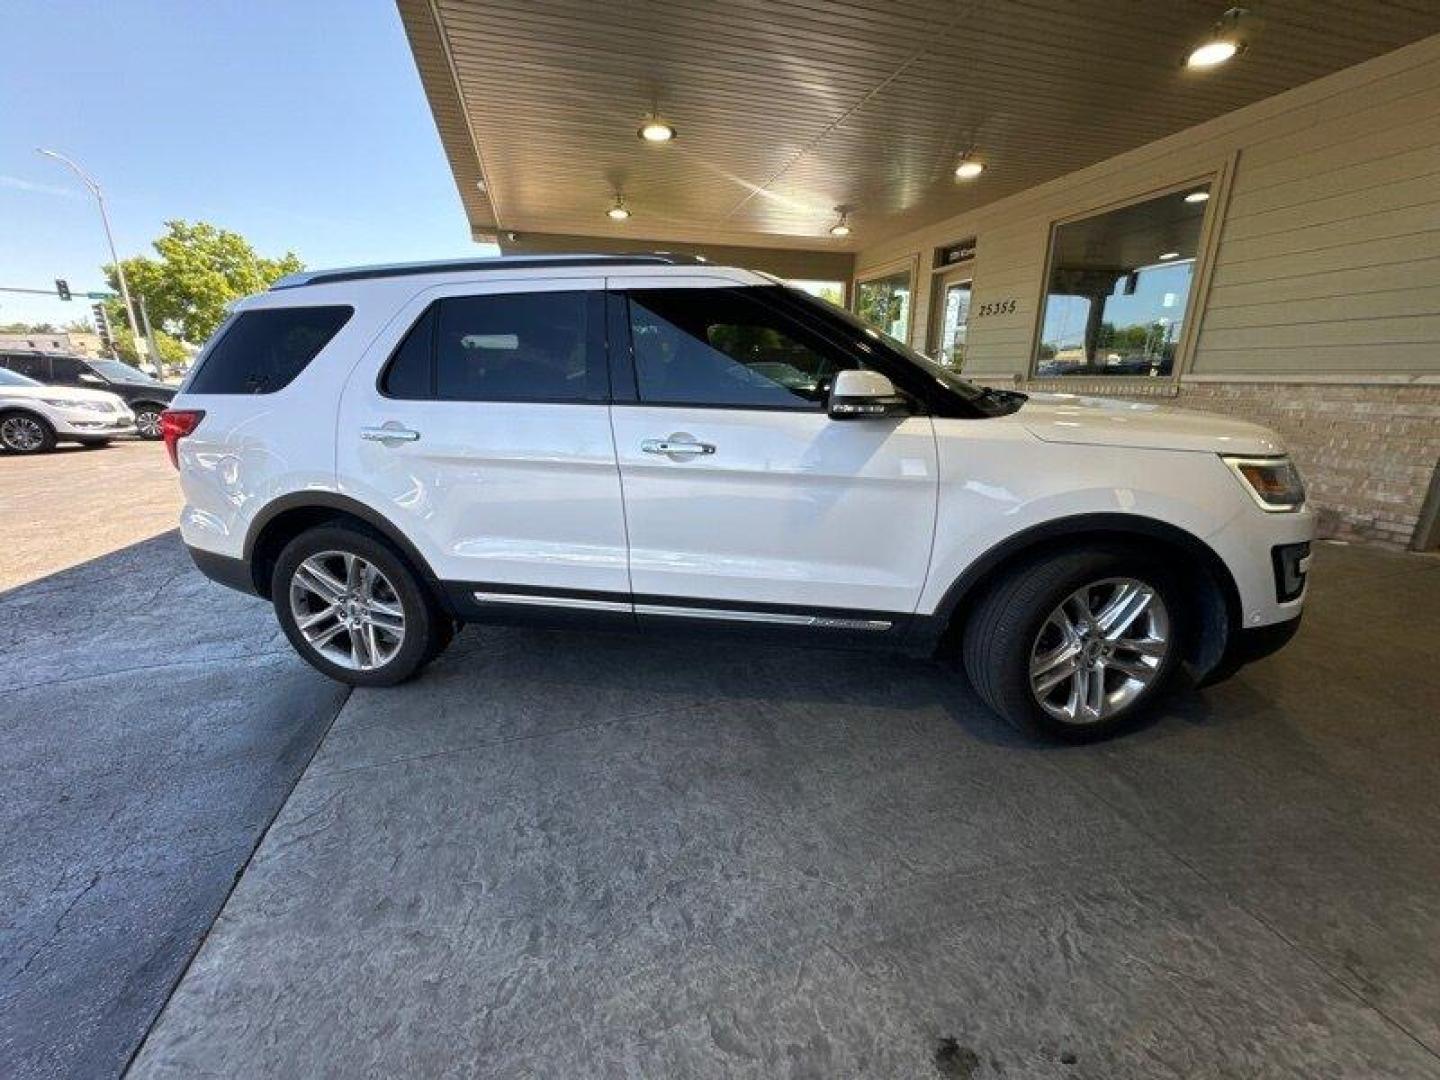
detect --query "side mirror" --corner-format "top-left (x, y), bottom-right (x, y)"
top-left (828, 369), bottom-right (909, 419)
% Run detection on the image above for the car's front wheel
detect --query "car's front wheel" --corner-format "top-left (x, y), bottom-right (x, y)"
top-left (0, 412), bottom-right (56, 454)
top-left (272, 525), bottom-right (448, 686)
top-left (961, 547), bottom-right (1184, 741)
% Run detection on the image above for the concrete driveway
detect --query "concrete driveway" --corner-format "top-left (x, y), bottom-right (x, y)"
top-left (125, 544), bottom-right (1440, 1079)
top-left (0, 446), bottom-right (350, 1079)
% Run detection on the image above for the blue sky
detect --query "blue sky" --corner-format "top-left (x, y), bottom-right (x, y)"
top-left (1, 0), bottom-right (492, 328)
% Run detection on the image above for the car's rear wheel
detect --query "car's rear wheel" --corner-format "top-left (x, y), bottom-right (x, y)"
top-left (133, 406), bottom-right (165, 440)
top-left (961, 547), bottom-right (1184, 741)
top-left (0, 412), bottom-right (56, 454)
top-left (272, 526), bottom-right (448, 686)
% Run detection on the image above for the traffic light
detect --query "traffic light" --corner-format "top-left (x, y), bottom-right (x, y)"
top-left (92, 303), bottom-right (114, 350)
top-left (55, 278), bottom-right (72, 301)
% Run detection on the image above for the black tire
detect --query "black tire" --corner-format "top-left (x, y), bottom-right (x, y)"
top-left (0, 411), bottom-right (57, 454)
top-left (271, 525), bottom-right (449, 687)
top-left (132, 405), bottom-right (165, 440)
top-left (961, 546), bottom-right (1185, 742)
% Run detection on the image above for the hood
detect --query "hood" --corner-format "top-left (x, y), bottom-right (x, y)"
top-left (1018, 392), bottom-right (1285, 456)
top-left (0, 384), bottom-right (129, 408)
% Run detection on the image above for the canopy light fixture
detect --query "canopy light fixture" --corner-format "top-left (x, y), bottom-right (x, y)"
top-left (1188, 7), bottom-right (1247, 68)
top-left (829, 208), bottom-right (852, 237)
top-left (1184, 190), bottom-right (1211, 203)
top-left (954, 158), bottom-right (985, 180)
top-left (638, 119), bottom-right (677, 143)
top-left (1159, 251), bottom-right (1181, 261)
top-left (607, 196), bottom-right (631, 221)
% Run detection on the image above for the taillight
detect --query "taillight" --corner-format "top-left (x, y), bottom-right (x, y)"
top-left (160, 409), bottom-right (205, 468)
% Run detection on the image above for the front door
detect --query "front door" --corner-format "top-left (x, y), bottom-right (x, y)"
top-left (336, 277), bottom-right (630, 599)
top-left (607, 280), bottom-right (938, 627)
top-left (929, 270), bottom-right (972, 372)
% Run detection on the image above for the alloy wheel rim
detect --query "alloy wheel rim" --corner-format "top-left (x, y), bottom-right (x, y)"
top-left (1029, 576), bottom-right (1170, 725)
top-left (136, 411), bottom-right (162, 438)
top-left (289, 551), bottom-right (406, 671)
top-left (2, 416), bottom-right (44, 451)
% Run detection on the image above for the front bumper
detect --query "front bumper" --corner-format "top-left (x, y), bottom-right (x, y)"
top-left (1197, 610), bottom-right (1303, 687)
top-left (51, 409), bottom-right (136, 437)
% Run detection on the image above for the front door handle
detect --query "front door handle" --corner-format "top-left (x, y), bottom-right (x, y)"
top-left (642, 437), bottom-right (715, 457)
top-left (361, 424), bottom-right (421, 445)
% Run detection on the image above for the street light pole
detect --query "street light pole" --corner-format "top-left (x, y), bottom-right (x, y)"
top-left (36, 148), bottom-right (143, 365)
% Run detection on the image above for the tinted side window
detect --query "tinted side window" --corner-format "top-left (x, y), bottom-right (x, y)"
top-left (434, 291), bottom-right (596, 402)
top-left (187, 306), bottom-right (352, 394)
top-left (381, 306), bottom-right (434, 399)
top-left (9, 355), bottom-right (52, 380)
top-left (49, 357), bottom-right (86, 383)
top-left (626, 288), bottom-right (853, 409)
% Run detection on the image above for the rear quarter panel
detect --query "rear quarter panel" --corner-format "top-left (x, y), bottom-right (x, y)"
top-left (172, 285), bottom-right (403, 559)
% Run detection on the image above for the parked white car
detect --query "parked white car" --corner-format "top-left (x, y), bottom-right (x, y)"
top-left (166, 255), bottom-right (1314, 740)
top-left (0, 367), bottom-right (136, 452)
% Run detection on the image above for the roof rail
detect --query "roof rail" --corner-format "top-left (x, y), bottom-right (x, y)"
top-left (269, 252), bottom-right (711, 290)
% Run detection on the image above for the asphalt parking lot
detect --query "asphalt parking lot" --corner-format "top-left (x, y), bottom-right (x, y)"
top-left (4, 447), bottom-right (1440, 1078)
top-left (0, 441), bottom-right (182, 592)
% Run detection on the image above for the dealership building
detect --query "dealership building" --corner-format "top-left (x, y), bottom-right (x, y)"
top-left (398, 1), bottom-right (1440, 550)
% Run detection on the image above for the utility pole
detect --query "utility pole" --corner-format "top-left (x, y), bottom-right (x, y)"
top-left (35, 149), bottom-right (143, 367)
top-left (136, 294), bottom-right (165, 375)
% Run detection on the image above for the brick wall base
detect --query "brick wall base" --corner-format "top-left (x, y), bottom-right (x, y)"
top-left (982, 378), bottom-right (1440, 551)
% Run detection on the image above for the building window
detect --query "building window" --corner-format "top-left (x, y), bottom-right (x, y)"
top-left (1035, 183), bottom-right (1211, 378)
top-left (855, 269), bottom-right (913, 343)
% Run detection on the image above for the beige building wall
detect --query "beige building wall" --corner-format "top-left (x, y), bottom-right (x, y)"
top-left (855, 33), bottom-right (1440, 549)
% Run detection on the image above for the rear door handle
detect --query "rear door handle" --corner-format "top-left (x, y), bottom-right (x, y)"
top-left (642, 438), bottom-right (715, 457)
top-left (361, 424), bottom-right (421, 444)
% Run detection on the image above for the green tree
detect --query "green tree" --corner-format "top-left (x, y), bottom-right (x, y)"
top-left (110, 326), bottom-right (188, 368)
top-left (0, 321), bottom-right (58, 334)
top-left (62, 318), bottom-right (95, 334)
top-left (105, 220), bottom-right (303, 343)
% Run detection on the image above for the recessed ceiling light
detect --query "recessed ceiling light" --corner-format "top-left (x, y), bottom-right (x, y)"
top-left (954, 159), bottom-right (985, 180)
top-left (1188, 7), bottom-right (1247, 68)
top-left (1184, 190), bottom-right (1211, 203)
top-left (638, 119), bottom-right (676, 143)
top-left (1159, 251), bottom-right (1180, 260)
top-left (829, 208), bottom-right (851, 237)
top-left (607, 196), bottom-right (631, 221)
top-left (1188, 39), bottom-right (1237, 67)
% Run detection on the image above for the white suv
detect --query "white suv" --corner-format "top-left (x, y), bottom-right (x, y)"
top-left (166, 255), bottom-right (1313, 740)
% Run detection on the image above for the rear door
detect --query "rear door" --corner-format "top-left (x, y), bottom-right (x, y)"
top-left (337, 277), bottom-right (631, 605)
top-left (607, 280), bottom-right (938, 629)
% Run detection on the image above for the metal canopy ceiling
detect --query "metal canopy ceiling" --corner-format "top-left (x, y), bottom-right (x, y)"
top-left (398, 0), bottom-right (1440, 254)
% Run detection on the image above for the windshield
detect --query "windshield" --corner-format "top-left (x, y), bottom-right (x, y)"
top-left (780, 286), bottom-right (1026, 416)
top-left (0, 368), bottom-right (42, 388)
top-left (87, 359), bottom-right (162, 385)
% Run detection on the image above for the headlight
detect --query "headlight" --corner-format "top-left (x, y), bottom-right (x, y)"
top-left (1223, 455), bottom-right (1306, 512)
top-left (41, 398), bottom-right (111, 413)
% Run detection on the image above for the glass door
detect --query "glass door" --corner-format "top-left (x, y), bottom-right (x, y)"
top-left (930, 271), bottom-right (972, 372)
